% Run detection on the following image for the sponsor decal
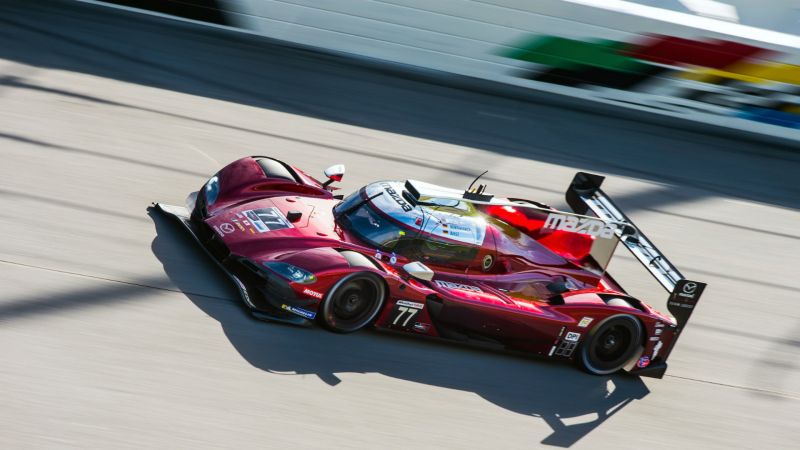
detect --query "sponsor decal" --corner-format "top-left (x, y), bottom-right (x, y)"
top-left (649, 336), bottom-right (661, 341)
top-left (413, 322), bottom-right (431, 333)
top-left (655, 322), bottom-right (665, 328)
top-left (219, 222), bottom-right (235, 234)
top-left (679, 282), bottom-right (698, 298)
top-left (380, 182), bottom-right (413, 212)
top-left (281, 304), bottom-right (316, 320)
top-left (235, 222), bottom-right (245, 231)
top-left (302, 288), bottom-right (323, 300)
top-left (390, 252), bottom-right (397, 264)
top-left (542, 213), bottom-right (616, 239)
top-left (578, 317), bottom-right (594, 328)
top-left (375, 250), bottom-right (382, 260)
top-left (396, 300), bottom-right (424, 309)
top-left (564, 332), bottom-right (581, 342)
top-left (668, 300), bottom-right (694, 310)
top-left (391, 302), bottom-right (421, 328)
top-left (655, 328), bottom-right (663, 336)
top-left (243, 207), bottom-right (293, 233)
top-left (652, 340), bottom-right (663, 359)
top-left (212, 225), bottom-right (224, 236)
top-left (434, 279), bottom-right (482, 292)
top-left (637, 356), bottom-right (651, 368)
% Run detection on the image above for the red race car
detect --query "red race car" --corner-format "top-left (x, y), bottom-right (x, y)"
top-left (155, 156), bottom-right (705, 377)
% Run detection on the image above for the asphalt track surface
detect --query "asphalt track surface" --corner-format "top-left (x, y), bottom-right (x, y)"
top-left (1, 1), bottom-right (799, 448)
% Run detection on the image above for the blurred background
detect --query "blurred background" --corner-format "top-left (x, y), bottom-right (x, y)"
top-left (0, 0), bottom-right (798, 448)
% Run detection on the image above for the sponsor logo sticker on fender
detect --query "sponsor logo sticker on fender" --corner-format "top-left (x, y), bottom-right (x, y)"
top-left (637, 356), bottom-right (651, 368)
top-left (219, 223), bottom-right (235, 234)
top-left (302, 288), bottom-right (323, 299)
top-left (434, 279), bottom-right (482, 292)
top-left (578, 317), bottom-right (594, 328)
top-left (281, 304), bottom-right (316, 320)
top-left (564, 332), bottom-right (581, 342)
top-left (396, 300), bottom-right (424, 309)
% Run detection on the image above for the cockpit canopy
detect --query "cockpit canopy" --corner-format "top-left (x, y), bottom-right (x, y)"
top-left (334, 180), bottom-right (622, 278)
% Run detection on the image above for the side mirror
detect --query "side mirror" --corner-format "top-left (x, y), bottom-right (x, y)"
top-left (322, 164), bottom-right (345, 188)
top-left (402, 261), bottom-right (434, 281)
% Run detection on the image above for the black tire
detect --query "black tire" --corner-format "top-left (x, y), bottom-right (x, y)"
top-left (578, 314), bottom-right (643, 375)
top-left (319, 272), bottom-right (386, 333)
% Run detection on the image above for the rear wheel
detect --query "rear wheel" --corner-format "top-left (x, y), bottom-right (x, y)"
top-left (578, 314), bottom-right (643, 375)
top-left (319, 273), bottom-right (386, 333)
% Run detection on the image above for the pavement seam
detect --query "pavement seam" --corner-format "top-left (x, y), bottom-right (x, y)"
top-left (665, 374), bottom-right (799, 400)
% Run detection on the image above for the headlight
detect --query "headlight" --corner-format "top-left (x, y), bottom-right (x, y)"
top-left (262, 262), bottom-right (317, 284)
top-left (205, 175), bottom-right (220, 206)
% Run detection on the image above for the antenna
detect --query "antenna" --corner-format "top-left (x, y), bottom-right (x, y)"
top-left (467, 170), bottom-right (488, 192)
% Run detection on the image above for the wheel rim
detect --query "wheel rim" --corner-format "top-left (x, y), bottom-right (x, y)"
top-left (325, 275), bottom-right (384, 332)
top-left (593, 325), bottom-right (631, 363)
top-left (582, 315), bottom-right (641, 374)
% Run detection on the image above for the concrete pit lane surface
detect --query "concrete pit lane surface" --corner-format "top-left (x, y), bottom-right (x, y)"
top-left (0, 1), bottom-right (798, 448)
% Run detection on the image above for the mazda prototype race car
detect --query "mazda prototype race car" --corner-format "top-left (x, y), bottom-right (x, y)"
top-left (155, 156), bottom-right (706, 377)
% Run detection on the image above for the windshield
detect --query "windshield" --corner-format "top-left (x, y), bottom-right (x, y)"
top-left (335, 188), bottom-right (482, 268)
top-left (335, 190), bottom-right (408, 250)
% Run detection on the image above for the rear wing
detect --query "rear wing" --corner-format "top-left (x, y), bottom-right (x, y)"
top-left (566, 172), bottom-right (706, 329)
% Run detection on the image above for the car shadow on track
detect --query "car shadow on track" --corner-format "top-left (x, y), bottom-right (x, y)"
top-left (149, 207), bottom-right (650, 447)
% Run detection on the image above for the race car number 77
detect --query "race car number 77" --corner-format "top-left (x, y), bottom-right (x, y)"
top-left (392, 307), bottom-right (419, 327)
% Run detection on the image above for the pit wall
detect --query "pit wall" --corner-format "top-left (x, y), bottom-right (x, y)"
top-left (87, 0), bottom-right (800, 143)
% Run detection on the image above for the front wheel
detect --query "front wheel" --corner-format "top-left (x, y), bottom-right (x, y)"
top-left (319, 272), bottom-right (386, 333)
top-left (578, 314), bottom-right (643, 375)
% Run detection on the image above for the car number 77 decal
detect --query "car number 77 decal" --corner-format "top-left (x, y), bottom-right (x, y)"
top-left (391, 300), bottom-right (424, 329)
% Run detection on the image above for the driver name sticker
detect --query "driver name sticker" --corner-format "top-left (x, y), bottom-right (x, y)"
top-left (242, 207), bottom-right (293, 233)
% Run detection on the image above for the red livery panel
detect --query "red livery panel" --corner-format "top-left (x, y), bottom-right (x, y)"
top-left (157, 156), bottom-right (706, 378)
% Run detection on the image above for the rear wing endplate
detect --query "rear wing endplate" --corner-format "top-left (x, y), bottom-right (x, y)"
top-left (566, 172), bottom-right (706, 328)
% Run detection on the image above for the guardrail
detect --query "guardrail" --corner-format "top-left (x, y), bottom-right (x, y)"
top-left (84, 0), bottom-right (800, 145)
